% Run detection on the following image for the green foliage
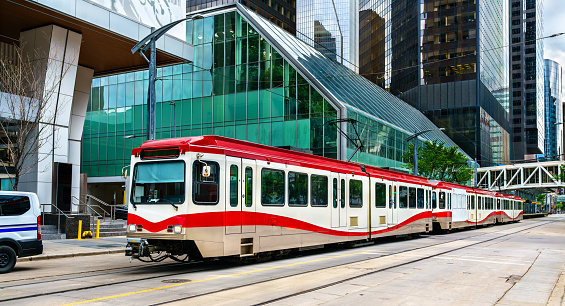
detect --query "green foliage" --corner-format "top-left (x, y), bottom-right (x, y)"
top-left (401, 139), bottom-right (473, 184)
top-left (535, 194), bottom-right (546, 205)
top-left (554, 165), bottom-right (565, 182)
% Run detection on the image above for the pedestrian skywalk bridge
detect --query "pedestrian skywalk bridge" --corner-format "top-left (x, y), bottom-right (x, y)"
top-left (476, 160), bottom-right (565, 191)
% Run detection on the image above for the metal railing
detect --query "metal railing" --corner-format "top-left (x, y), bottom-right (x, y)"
top-left (72, 195), bottom-right (110, 221)
top-left (40, 204), bottom-right (72, 234)
top-left (83, 194), bottom-right (124, 221)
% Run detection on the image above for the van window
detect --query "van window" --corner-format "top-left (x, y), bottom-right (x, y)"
top-left (0, 195), bottom-right (31, 216)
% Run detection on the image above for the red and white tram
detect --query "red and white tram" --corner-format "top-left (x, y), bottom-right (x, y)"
top-left (125, 136), bottom-right (522, 261)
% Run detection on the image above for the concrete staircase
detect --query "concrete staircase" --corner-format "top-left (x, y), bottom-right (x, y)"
top-left (92, 219), bottom-right (127, 237)
top-left (41, 225), bottom-right (66, 240)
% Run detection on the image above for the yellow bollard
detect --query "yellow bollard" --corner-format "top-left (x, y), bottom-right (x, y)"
top-left (77, 220), bottom-right (82, 240)
top-left (96, 219), bottom-right (100, 239)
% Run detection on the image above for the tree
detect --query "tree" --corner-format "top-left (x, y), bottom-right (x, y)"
top-left (535, 194), bottom-right (545, 205)
top-left (401, 139), bottom-right (474, 184)
top-left (0, 43), bottom-right (69, 190)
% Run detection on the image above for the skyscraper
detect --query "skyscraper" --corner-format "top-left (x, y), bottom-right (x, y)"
top-left (296, 0), bottom-right (359, 71)
top-left (509, 0), bottom-right (544, 161)
top-left (539, 59), bottom-right (563, 161)
top-left (358, 0), bottom-right (510, 166)
top-left (187, 0), bottom-right (296, 34)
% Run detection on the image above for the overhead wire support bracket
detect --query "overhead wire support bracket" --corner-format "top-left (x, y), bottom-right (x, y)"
top-left (327, 119), bottom-right (364, 162)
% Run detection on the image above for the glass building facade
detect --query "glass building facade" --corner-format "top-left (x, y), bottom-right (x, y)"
top-left (296, 0), bottom-right (359, 71)
top-left (357, 0), bottom-right (510, 166)
top-left (82, 4), bottom-right (462, 179)
top-left (537, 59), bottom-right (563, 161)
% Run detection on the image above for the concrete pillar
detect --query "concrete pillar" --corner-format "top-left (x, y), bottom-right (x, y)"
top-left (18, 25), bottom-right (91, 212)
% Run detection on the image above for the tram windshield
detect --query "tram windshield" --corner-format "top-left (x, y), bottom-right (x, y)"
top-left (132, 161), bottom-right (185, 204)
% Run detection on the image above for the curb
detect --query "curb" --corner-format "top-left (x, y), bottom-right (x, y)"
top-left (17, 249), bottom-right (125, 262)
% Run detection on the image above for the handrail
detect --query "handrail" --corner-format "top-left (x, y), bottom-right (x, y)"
top-left (85, 195), bottom-right (123, 221)
top-left (40, 204), bottom-right (72, 234)
top-left (72, 196), bottom-right (108, 220)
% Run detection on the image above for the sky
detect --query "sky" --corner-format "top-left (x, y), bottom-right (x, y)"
top-left (544, 0), bottom-right (565, 68)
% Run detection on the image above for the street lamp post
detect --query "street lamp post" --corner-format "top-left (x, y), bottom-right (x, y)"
top-left (405, 128), bottom-right (445, 176)
top-left (131, 14), bottom-right (203, 140)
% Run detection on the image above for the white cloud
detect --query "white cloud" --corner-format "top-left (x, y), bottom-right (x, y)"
top-left (544, 0), bottom-right (565, 67)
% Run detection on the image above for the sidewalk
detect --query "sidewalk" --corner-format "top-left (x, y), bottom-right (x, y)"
top-left (18, 236), bottom-right (128, 262)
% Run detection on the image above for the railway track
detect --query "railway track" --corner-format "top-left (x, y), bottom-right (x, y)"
top-left (0, 219), bottom-right (553, 304)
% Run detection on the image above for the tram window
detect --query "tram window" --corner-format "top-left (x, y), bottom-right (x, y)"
top-left (471, 196), bottom-right (475, 209)
top-left (193, 161), bottom-right (218, 204)
top-left (229, 165), bottom-right (238, 207)
top-left (439, 192), bottom-right (446, 209)
top-left (261, 168), bottom-right (285, 206)
top-left (311, 175), bottom-right (328, 207)
top-left (288, 172), bottom-right (308, 206)
top-left (245, 167), bottom-right (253, 207)
top-left (349, 180), bottom-right (363, 208)
top-left (432, 192), bottom-right (437, 209)
top-left (340, 179), bottom-right (345, 208)
top-left (497, 199), bottom-right (500, 210)
top-left (399, 186), bottom-right (408, 208)
top-left (408, 187), bottom-right (416, 208)
top-left (417, 189), bottom-right (425, 209)
top-left (426, 191), bottom-right (430, 209)
top-left (447, 193), bottom-right (451, 209)
top-left (133, 161), bottom-right (186, 204)
top-left (375, 183), bottom-right (386, 208)
top-left (333, 178), bottom-right (338, 208)
top-left (389, 185), bottom-right (394, 208)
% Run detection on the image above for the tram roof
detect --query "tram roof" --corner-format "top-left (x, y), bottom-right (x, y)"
top-left (134, 135), bottom-right (432, 186)
top-left (431, 181), bottom-right (520, 199)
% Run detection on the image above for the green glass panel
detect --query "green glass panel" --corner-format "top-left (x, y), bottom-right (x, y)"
top-left (214, 42), bottom-right (224, 68)
top-left (194, 44), bottom-right (203, 71)
top-left (272, 48), bottom-right (281, 59)
top-left (105, 109), bottom-right (114, 133)
top-left (99, 111), bottom-right (108, 134)
top-left (193, 71), bottom-right (202, 98)
top-left (133, 106), bottom-right (142, 131)
top-left (193, 18), bottom-right (203, 45)
top-left (324, 116), bottom-right (337, 150)
top-left (271, 121), bottom-right (283, 147)
top-left (260, 37), bottom-right (270, 61)
top-left (271, 88), bottom-right (284, 119)
top-left (297, 71), bottom-right (307, 85)
top-left (236, 92), bottom-right (246, 121)
top-left (236, 13), bottom-right (247, 38)
top-left (324, 99), bottom-right (337, 116)
top-left (202, 96), bottom-right (213, 124)
top-left (116, 108), bottom-right (125, 131)
top-left (202, 70), bottom-right (213, 97)
top-left (162, 67), bottom-right (171, 77)
top-left (236, 37), bottom-right (247, 66)
top-left (161, 103), bottom-right (171, 128)
top-left (285, 97), bottom-right (296, 121)
top-left (82, 138), bottom-right (91, 161)
top-left (108, 84), bottom-right (116, 108)
top-left (202, 128), bottom-right (212, 135)
top-left (224, 65), bottom-right (236, 94)
top-left (236, 65), bottom-right (247, 93)
top-left (213, 95), bottom-right (224, 123)
top-left (162, 77), bottom-right (172, 102)
top-left (182, 73), bottom-right (192, 99)
top-left (247, 123), bottom-right (258, 143)
top-left (284, 62), bottom-right (296, 88)
top-left (191, 128), bottom-right (202, 136)
top-left (99, 136), bottom-right (108, 161)
top-left (284, 121), bottom-right (296, 147)
top-left (247, 90), bottom-right (259, 120)
top-left (213, 14), bottom-right (224, 42)
top-left (134, 81), bottom-right (144, 105)
top-left (259, 61), bottom-right (271, 90)
top-left (213, 126), bottom-right (224, 136)
top-left (213, 68), bottom-right (224, 96)
top-left (154, 78), bottom-right (163, 103)
top-left (203, 16), bottom-right (214, 44)
top-left (248, 35), bottom-right (259, 63)
top-left (225, 40), bottom-right (235, 67)
top-left (224, 125), bottom-right (235, 138)
top-left (248, 62), bottom-right (259, 91)
top-left (192, 98), bottom-right (202, 125)
top-left (259, 122), bottom-right (270, 145)
top-left (297, 85), bottom-right (309, 119)
top-left (310, 117), bottom-right (324, 154)
top-left (259, 90), bottom-right (271, 118)
top-left (156, 103), bottom-right (163, 128)
top-left (297, 119), bottom-right (310, 149)
top-left (235, 124), bottom-right (246, 140)
top-left (172, 78), bottom-right (181, 101)
top-left (91, 87), bottom-right (100, 111)
top-left (107, 136), bottom-right (116, 160)
top-left (224, 94), bottom-right (235, 122)
top-left (125, 107), bottom-right (134, 133)
top-left (225, 11), bottom-right (236, 39)
top-left (272, 59), bottom-right (283, 88)
top-left (310, 89), bottom-right (323, 117)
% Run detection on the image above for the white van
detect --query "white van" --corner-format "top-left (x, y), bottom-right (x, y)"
top-left (0, 191), bottom-right (43, 273)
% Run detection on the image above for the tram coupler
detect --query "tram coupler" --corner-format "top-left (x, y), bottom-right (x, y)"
top-left (126, 238), bottom-right (150, 258)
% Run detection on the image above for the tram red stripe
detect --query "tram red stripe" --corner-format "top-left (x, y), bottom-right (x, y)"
top-left (127, 211), bottom-right (433, 236)
top-left (464, 211), bottom-right (523, 224)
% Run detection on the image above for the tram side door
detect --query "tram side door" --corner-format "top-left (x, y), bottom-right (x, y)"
top-left (241, 158), bottom-right (256, 233)
top-left (331, 173), bottom-right (347, 228)
top-left (225, 156), bottom-right (242, 234)
top-left (387, 182), bottom-right (398, 225)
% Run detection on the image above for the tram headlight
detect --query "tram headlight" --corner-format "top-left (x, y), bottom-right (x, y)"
top-left (128, 224), bottom-right (137, 232)
top-left (173, 225), bottom-right (182, 234)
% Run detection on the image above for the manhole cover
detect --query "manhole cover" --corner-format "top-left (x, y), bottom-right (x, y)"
top-left (162, 279), bottom-right (191, 284)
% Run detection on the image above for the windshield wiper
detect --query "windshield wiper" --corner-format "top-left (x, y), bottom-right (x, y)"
top-left (159, 199), bottom-right (178, 210)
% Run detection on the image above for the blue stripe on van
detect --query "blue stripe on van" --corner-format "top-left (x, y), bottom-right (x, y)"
top-left (0, 223), bottom-right (37, 228)
top-left (0, 226), bottom-right (37, 233)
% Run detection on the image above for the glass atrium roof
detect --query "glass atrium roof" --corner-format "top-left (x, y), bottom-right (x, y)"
top-left (235, 4), bottom-right (463, 152)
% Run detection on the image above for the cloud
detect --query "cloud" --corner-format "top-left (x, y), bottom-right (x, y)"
top-left (544, 0), bottom-right (565, 67)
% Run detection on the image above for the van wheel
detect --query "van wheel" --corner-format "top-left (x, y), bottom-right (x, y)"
top-left (0, 246), bottom-right (17, 273)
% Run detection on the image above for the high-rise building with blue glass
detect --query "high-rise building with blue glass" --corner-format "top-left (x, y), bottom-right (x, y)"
top-left (538, 59), bottom-right (563, 161)
top-left (358, 0), bottom-right (510, 167)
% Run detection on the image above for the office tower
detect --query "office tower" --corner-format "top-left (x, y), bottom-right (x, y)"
top-left (359, 0), bottom-right (510, 166)
top-left (509, 0), bottom-right (544, 161)
top-left (539, 59), bottom-right (563, 161)
top-left (296, 0), bottom-right (359, 71)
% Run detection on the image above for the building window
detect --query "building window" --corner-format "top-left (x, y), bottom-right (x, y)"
top-left (512, 73), bottom-right (521, 79)
top-left (513, 82), bottom-right (522, 88)
top-left (512, 37), bottom-right (521, 43)
top-left (512, 28), bottom-right (521, 34)
top-left (512, 55), bottom-right (521, 61)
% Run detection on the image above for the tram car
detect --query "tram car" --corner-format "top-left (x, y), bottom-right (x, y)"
top-left (125, 135), bottom-right (522, 261)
